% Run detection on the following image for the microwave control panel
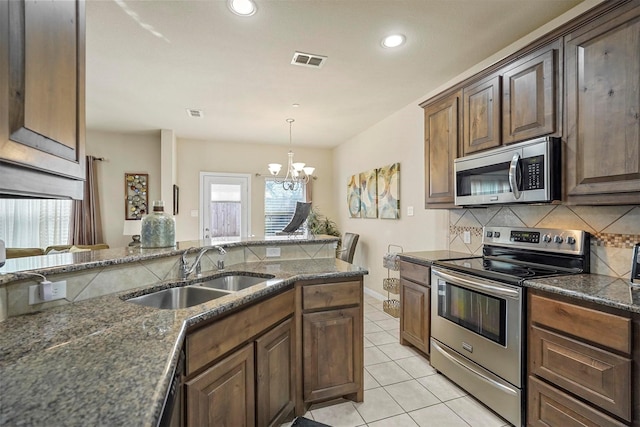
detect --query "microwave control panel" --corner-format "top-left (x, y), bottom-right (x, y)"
top-left (522, 155), bottom-right (544, 190)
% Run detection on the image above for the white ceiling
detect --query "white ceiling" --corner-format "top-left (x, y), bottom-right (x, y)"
top-left (85, 0), bottom-right (584, 148)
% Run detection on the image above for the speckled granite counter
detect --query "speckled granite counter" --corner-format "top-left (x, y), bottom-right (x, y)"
top-left (399, 251), bottom-right (640, 314)
top-left (0, 235), bottom-right (339, 283)
top-left (524, 274), bottom-right (640, 314)
top-left (0, 258), bottom-right (366, 426)
top-left (397, 250), bottom-right (475, 267)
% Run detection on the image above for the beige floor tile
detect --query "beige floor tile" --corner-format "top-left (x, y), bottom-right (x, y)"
top-left (394, 355), bottom-right (437, 379)
top-left (386, 328), bottom-right (400, 338)
top-left (445, 396), bottom-right (507, 427)
top-left (364, 321), bottom-right (384, 334)
top-left (384, 379), bottom-right (440, 412)
top-left (409, 403), bottom-right (469, 427)
top-left (365, 310), bottom-right (394, 321)
top-left (377, 342), bottom-right (419, 359)
top-left (364, 336), bottom-right (375, 348)
top-left (417, 374), bottom-right (467, 402)
top-left (375, 318), bottom-right (400, 331)
top-left (364, 346), bottom-right (392, 366)
top-left (365, 331), bottom-right (397, 346)
top-left (363, 368), bottom-right (381, 391)
top-left (354, 387), bottom-right (405, 423)
top-left (367, 413), bottom-right (420, 427)
top-left (311, 401), bottom-right (365, 427)
top-left (366, 361), bottom-right (412, 386)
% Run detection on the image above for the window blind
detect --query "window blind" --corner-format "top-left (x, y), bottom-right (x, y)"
top-left (264, 178), bottom-right (306, 236)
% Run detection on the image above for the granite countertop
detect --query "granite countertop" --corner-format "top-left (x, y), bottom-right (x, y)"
top-left (0, 258), bottom-right (366, 426)
top-left (397, 250), bottom-right (476, 267)
top-left (0, 235), bottom-right (340, 283)
top-left (397, 250), bottom-right (640, 314)
top-left (524, 274), bottom-right (640, 314)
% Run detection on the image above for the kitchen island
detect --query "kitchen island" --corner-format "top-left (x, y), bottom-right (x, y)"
top-left (0, 236), bottom-right (368, 426)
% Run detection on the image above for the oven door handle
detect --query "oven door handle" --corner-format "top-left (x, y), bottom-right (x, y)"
top-left (509, 152), bottom-right (522, 200)
top-left (433, 269), bottom-right (520, 299)
top-left (431, 340), bottom-right (519, 397)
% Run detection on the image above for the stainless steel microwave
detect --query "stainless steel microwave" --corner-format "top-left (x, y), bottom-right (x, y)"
top-left (454, 136), bottom-right (560, 206)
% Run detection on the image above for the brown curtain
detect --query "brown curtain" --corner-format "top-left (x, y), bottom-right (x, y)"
top-left (70, 156), bottom-right (104, 245)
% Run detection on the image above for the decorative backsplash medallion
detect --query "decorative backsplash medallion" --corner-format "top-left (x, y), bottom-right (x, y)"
top-left (448, 205), bottom-right (640, 278)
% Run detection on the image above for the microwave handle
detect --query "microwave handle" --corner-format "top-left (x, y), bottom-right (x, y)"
top-left (509, 153), bottom-right (522, 199)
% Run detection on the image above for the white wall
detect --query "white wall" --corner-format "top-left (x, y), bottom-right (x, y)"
top-left (333, 104), bottom-right (449, 296)
top-left (86, 130), bottom-right (161, 248)
top-left (175, 138), bottom-right (335, 241)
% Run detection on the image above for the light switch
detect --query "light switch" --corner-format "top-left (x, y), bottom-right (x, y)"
top-left (407, 206), bottom-right (414, 216)
top-left (190, 210), bottom-right (198, 217)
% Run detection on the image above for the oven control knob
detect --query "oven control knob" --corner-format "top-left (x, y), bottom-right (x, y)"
top-left (553, 235), bottom-right (564, 244)
top-left (566, 236), bottom-right (576, 245)
top-left (494, 232), bottom-right (500, 238)
top-left (542, 234), bottom-right (552, 243)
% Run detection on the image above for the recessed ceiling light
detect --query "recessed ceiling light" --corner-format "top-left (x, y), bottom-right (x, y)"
top-left (228, 0), bottom-right (257, 16)
top-left (381, 34), bottom-right (406, 48)
top-left (292, 103), bottom-right (300, 108)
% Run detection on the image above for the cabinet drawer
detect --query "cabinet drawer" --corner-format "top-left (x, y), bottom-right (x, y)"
top-left (398, 260), bottom-right (430, 285)
top-left (302, 281), bottom-right (361, 311)
top-left (186, 289), bottom-right (294, 375)
top-left (530, 325), bottom-right (631, 421)
top-left (529, 293), bottom-right (631, 354)
top-left (528, 376), bottom-right (627, 427)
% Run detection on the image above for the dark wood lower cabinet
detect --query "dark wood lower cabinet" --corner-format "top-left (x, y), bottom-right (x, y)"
top-left (186, 343), bottom-right (255, 427)
top-left (528, 376), bottom-right (627, 427)
top-left (528, 289), bottom-right (635, 427)
top-left (302, 307), bottom-right (361, 402)
top-left (399, 278), bottom-right (429, 354)
top-left (256, 318), bottom-right (295, 427)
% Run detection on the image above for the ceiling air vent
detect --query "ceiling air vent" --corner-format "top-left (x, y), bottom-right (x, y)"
top-left (291, 51), bottom-right (327, 69)
top-left (186, 108), bottom-right (204, 118)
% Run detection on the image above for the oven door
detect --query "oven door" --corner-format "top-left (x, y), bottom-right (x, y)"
top-left (430, 267), bottom-right (522, 387)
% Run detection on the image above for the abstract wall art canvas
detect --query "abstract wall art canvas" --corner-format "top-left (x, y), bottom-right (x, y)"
top-left (377, 163), bottom-right (400, 219)
top-left (347, 174), bottom-right (361, 218)
top-left (360, 169), bottom-right (378, 218)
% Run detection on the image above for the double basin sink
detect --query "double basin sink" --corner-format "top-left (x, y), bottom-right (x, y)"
top-left (126, 274), bottom-right (275, 310)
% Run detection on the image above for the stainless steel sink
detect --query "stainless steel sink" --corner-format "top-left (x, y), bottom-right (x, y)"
top-left (195, 274), bottom-right (275, 292)
top-left (126, 285), bottom-right (231, 309)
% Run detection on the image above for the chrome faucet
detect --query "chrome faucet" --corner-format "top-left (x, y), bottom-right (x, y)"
top-left (180, 246), bottom-right (227, 279)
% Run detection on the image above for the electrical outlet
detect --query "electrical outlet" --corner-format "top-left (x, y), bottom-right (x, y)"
top-left (265, 247), bottom-right (281, 258)
top-left (407, 206), bottom-right (414, 217)
top-left (29, 280), bottom-right (67, 305)
top-left (463, 231), bottom-right (471, 244)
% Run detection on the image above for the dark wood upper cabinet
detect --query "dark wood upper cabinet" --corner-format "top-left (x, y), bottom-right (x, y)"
top-left (424, 91), bottom-right (460, 208)
top-left (564, 2), bottom-right (640, 204)
top-left (0, 0), bottom-right (85, 199)
top-left (502, 47), bottom-right (559, 144)
top-left (463, 76), bottom-right (501, 155)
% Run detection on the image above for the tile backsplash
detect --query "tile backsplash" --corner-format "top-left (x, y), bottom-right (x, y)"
top-left (448, 205), bottom-right (640, 278)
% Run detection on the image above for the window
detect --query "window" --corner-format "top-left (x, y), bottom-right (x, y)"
top-left (0, 199), bottom-right (72, 248)
top-left (264, 179), bottom-right (306, 236)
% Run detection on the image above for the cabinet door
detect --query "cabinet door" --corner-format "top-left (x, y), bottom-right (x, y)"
top-left (0, 0), bottom-right (86, 199)
top-left (502, 48), bottom-right (557, 144)
top-left (399, 279), bottom-right (430, 355)
top-left (564, 5), bottom-right (640, 204)
top-left (424, 91), bottom-right (460, 207)
top-left (463, 76), bottom-right (501, 155)
top-left (256, 318), bottom-right (295, 427)
top-left (302, 307), bottom-right (362, 402)
top-left (186, 343), bottom-right (255, 427)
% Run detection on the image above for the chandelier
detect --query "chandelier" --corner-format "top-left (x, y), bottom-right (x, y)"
top-left (268, 118), bottom-right (315, 190)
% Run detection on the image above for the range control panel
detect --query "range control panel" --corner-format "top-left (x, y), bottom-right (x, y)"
top-left (483, 226), bottom-right (588, 255)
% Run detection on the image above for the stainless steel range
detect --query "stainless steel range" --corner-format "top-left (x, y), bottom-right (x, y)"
top-left (430, 226), bottom-right (590, 426)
